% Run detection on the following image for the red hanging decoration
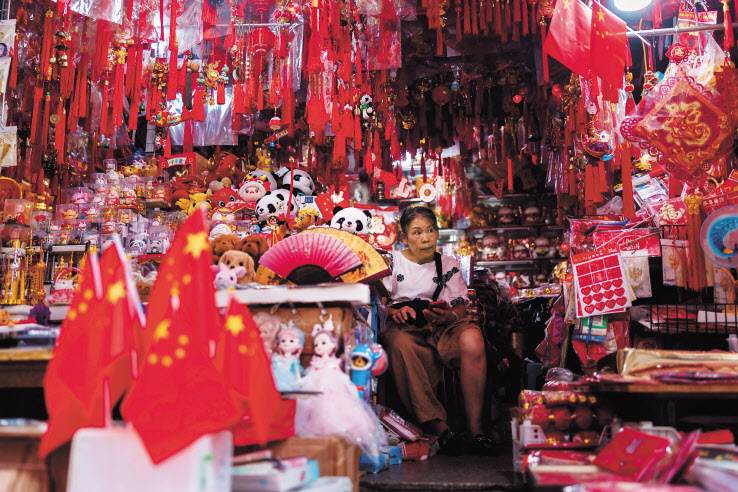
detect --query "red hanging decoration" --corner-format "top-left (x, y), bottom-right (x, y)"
top-left (167, 0), bottom-right (179, 101)
top-left (723, 0), bottom-right (734, 50)
top-left (183, 120), bottom-right (193, 153)
top-left (507, 157), bottom-right (514, 191)
top-left (129, 45), bottom-right (144, 131)
top-left (39, 10), bottom-right (55, 83)
top-left (8, 33), bottom-right (18, 90)
top-left (112, 59), bottom-right (125, 129)
top-left (620, 144), bottom-right (636, 219)
top-left (55, 99), bottom-right (66, 154)
top-left (41, 91), bottom-right (51, 149)
top-left (685, 195), bottom-right (708, 291)
top-left (100, 79), bottom-right (110, 136)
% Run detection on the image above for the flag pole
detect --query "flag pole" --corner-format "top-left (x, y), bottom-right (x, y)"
top-left (103, 376), bottom-right (112, 427)
top-left (626, 22), bottom-right (738, 37)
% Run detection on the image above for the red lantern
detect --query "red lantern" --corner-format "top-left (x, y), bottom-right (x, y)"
top-left (269, 116), bottom-right (282, 130)
top-left (248, 28), bottom-right (276, 57)
top-left (513, 94), bottom-right (523, 104)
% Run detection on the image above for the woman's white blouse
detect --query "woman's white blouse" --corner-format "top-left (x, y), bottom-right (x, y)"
top-left (381, 252), bottom-right (469, 307)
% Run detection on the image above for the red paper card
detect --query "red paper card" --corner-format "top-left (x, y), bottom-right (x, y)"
top-left (572, 247), bottom-right (632, 317)
top-left (593, 428), bottom-right (671, 480)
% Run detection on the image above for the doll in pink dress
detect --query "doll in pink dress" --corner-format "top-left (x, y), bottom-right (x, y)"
top-left (295, 319), bottom-right (387, 460)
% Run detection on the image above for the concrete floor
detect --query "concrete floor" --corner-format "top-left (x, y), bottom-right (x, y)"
top-left (360, 448), bottom-right (525, 491)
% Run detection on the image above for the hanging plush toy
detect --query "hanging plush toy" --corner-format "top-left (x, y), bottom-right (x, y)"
top-left (359, 94), bottom-right (374, 120)
top-left (255, 189), bottom-right (299, 222)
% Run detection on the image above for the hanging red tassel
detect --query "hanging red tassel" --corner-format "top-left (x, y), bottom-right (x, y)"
top-left (183, 120), bottom-right (193, 153)
top-left (40, 91), bottom-right (51, 149)
top-left (436, 28), bottom-right (443, 56)
top-left (167, 0), bottom-right (178, 102)
top-left (723, 0), bottom-right (734, 50)
top-left (217, 81), bottom-right (226, 105)
top-left (685, 195), bottom-right (708, 291)
top-left (457, 7), bottom-right (462, 43)
top-left (653, 0), bottom-right (662, 28)
top-left (541, 27), bottom-right (550, 82)
top-left (112, 61), bottom-right (125, 129)
top-left (8, 33), bottom-right (18, 90)
top-left (93, 20), bottom-right (110, 81)
top-left (471, 0), bottom-right (479, 36)
top-left (100, 79), bottom-right (110, 136)
top-left (193, 86), bottom-right (205, 121)
top-left (354, 114), bottom-right (362, 150)
top-left (30, 86), bottom-right (44, 144)
top-left (164, 129), bottom-right (172, 157)
top-left (128, 45), bottom-right (143, 131)
top-left (621, 144), bottom-right (636, 219)
top-left (55, 99), bottom-right (66, 154)
top-left (39, 10), bottom-right (55, 83)
top-left (507, 157), bottom-right (514, 191)
top-left (464, 0), bottom-right (472, 34)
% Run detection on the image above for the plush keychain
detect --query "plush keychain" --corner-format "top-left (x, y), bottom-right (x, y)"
top-left (271, 322), bottom-right (304, 391)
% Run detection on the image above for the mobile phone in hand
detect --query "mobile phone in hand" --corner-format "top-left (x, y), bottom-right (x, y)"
top-left (429, 300), bottom-right (449, 310)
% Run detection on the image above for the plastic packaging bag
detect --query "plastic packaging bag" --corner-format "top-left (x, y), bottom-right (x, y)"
top-left (168, 89), bottom-right (237, 146)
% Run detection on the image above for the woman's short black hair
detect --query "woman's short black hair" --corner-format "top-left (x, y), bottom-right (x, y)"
top-left (399, 206), bottom-right (439, 237)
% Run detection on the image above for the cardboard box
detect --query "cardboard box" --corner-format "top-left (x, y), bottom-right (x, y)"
top-left (250, 306), bottom-right (357, 368)
top-left (268, 436), bottom-right (361, 492)
top-left (0, 436), bottom-right (49, 492)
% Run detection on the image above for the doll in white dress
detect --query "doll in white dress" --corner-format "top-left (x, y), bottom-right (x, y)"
top-left (296, 319), bottom-right (387, 460)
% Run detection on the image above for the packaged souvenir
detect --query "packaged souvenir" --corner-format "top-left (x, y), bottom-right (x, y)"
top-left (3, 199), bottom-right (31, 225)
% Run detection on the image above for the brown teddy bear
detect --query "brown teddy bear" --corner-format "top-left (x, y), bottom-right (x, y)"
top-left (136, 282), bottom-right (152, 303)
top-left (240, 235), bottom-right (269, 264)
top-left (210, 234), bottom-right (241, 263)
top-left (219, 250), bottom-right (256, 284)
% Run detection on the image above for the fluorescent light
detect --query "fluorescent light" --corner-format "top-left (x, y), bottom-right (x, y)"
top-left (613, 0), bottom-right (653, 12)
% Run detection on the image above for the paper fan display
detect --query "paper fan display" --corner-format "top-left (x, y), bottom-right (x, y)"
top-left (257, 233), bottom-right (363, 285)
top-left (302, 228), bottom-right (391, 284)
top-left (700, 205), bottom-right (738, 268)
top-left (255, 227), bottom-right (391, 285)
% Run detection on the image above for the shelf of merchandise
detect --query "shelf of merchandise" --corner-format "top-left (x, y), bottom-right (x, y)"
top-left (476, 192), bottom-right (557, 200)
top-left (466, 225), bottom-right (564, 234)
top-left (49, 245), bottom-right (88, 254)
top-left (215, 283), bottom-right (371, 309)
top-left (476, 258), bottom-right (565, 267)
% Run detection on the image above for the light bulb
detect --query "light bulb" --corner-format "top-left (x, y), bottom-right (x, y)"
top-left (613, 0), bottom-right (652, 12)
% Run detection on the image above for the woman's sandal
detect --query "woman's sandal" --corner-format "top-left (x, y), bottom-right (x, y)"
top-left (438, 429), bottom-right (467, 456)
top-left (470, 434), bottom-right (496, 455)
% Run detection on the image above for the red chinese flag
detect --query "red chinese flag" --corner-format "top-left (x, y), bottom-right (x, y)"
top-left (213, 297), bottom-right (287, 446)
top-left (590, 2), bottom-right (626, 89)
top-left (139, 205), bottom-right (219, 361)
top-left (39, 239), bottom-right (142, 458)
top-left (543, 0), bottom-right (592, 77)
top-left (122, 298), bottom-right (241, 464)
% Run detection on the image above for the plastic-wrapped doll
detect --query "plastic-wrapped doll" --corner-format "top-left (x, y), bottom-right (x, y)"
top-left (271, 323), bottom-right (304, 391)
top-left (296, 319), bottom-right (387, 461)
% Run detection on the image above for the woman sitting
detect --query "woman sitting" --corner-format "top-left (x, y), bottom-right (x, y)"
top-left (381, 206), bottom-right (493, 455)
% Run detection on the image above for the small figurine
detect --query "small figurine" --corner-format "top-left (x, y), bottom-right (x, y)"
top-left (107, 188), bottom-right (121, 207)
top-left (271, 323), bottom-right (304, 391)
top-left (249, 214), bottom-right (261, 234)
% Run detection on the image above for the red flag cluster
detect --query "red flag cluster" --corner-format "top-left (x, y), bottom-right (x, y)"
top-left (40, 205), bottom-right (291, 463)
top-left (543, 0), bottom-right (627, 91)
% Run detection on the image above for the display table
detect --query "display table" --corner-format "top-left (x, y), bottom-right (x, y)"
top-left (576, 380), bottom-right (738, 398)
top-left (0, 348), bottom-right (52, 389)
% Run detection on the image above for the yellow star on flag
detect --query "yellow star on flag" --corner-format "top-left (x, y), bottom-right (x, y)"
top-left (154, 320), bottom-right (171, 341)
top-left (107, 281), bottom-right (126, 304)
top-left (225, 315), bottom-right (245, 336)
top-left (562, 0), bottom-right (571, 9)
top-left (597, 10), bottom-right (605, 21)
top-left (184, 232), bottom-right (209, 259)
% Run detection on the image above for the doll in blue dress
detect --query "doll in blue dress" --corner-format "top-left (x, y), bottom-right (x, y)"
top-left (271, 323), bottom-right (304, 391)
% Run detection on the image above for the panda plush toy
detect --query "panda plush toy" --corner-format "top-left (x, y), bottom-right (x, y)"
top-left (280, 168), bottom-right (316, 196)
top-left (255, 189), bottom-right (298, 222)
top-left (330, 206), bottom-right (373, 235)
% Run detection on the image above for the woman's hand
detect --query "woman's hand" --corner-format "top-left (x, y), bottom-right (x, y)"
top-left (422, 306), bottom-right (456, 326)
top-left (390, 305), bottom-right (417, 324)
